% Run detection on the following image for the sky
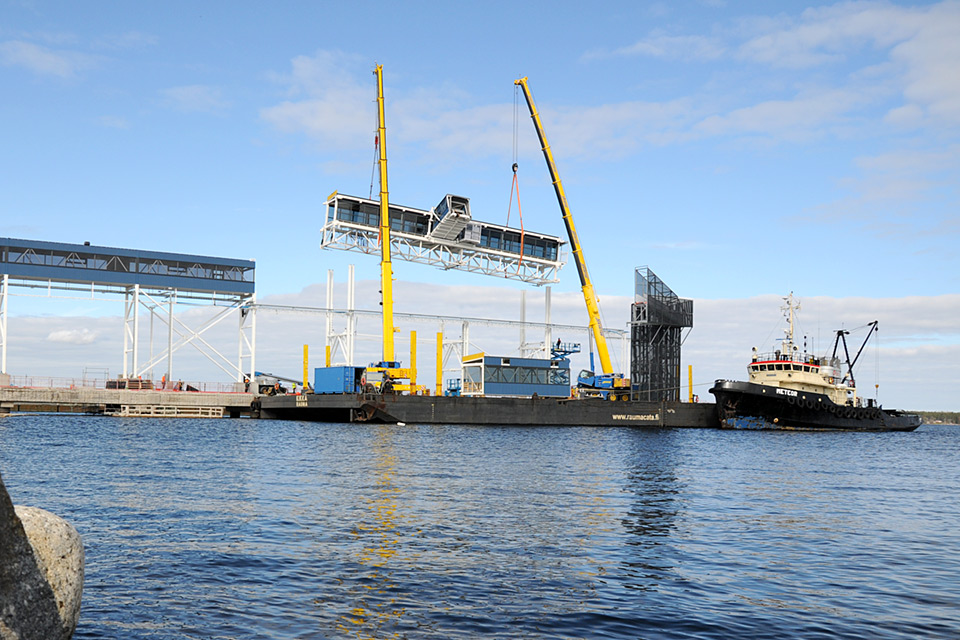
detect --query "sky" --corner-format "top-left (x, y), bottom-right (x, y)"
top-left (2, 1), bottom-right (959, 410)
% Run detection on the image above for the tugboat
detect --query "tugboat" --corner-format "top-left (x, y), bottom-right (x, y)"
top-left (710, 294), bottom-right (921, 431)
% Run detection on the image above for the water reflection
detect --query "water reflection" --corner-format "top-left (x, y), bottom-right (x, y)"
top-left (618, 430), bottom-right (683, 591)
top-left (337, 427), bottom-right (405, 639)
top-left (3, 417), bottom-right (957, 640)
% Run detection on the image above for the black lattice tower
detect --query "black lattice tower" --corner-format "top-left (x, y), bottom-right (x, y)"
top-left (631, 266), bottom-right (693, 401)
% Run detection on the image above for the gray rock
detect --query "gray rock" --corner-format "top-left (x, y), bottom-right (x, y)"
top-left (0, 472), bottom-right (84, 640)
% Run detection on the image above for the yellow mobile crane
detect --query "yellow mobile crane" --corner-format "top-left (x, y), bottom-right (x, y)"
top-left (366, 64), bottom-right (416, 393)
top-left (514, 77), bottom-right (629, 399)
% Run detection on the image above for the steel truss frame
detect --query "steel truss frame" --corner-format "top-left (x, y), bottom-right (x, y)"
top-left (630, 266), bottom-right (693, 402)
top-left (321, 194), bottom-right (565, 286)
top-left (0, 275), bottom-right (252, 383)
top-left (321, 223), bottom-right (563, 286)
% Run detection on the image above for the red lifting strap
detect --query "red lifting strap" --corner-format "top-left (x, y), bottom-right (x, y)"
top-left (506, 165), bottom-right (525, 270)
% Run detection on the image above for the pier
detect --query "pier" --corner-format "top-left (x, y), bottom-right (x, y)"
top-left (0, 386), bottom-right (255, 418)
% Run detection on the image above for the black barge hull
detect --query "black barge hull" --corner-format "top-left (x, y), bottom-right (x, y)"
top-left (257, 393), bottom-right (719, 427)
top-left (710, 380), bottom-right (921, 432)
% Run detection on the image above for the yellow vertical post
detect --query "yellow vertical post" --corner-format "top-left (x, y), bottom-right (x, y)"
top-left (325, 345), bottom-right (331, 368)
top-left (436, 332), bottom-right (443, 396)
top-left (409, 330), bottom-right (417, 393)
top-left (303, 344), bottom-right (309, 392)
top-left (375, 64), bottom-right (395, 364)
top-left (688, 364), bottom-right (693, 403)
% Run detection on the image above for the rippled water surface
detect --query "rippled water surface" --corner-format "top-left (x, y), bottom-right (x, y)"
top-left (2, 415), bottom-right (958, 639)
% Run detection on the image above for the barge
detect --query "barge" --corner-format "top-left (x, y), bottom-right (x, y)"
top-left (255, 392), bottom-right (719, 427)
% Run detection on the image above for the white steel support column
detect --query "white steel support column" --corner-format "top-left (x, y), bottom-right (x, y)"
top-left (148, 306), bottom-right (154, 381)
top-left (122, 284), bottom-right (140, 378)
top-left (239, 294), bottom-right (256, 384)
top-left (621, 332), bottom-right (628, 377)
top-left (133, 284), bottom-right (140, 376)
top-left (323, 267), bottom-right (358, 367)
top-left (167, 294), bottom-right (174, 382)
top-left (0, 274), bottom-right (8, 375)
top-left (543, 286), bottom-right (552, 358)
top-left (325, 269), bottom-right (334, 358)
top-left (347, 264), bottom-right (356, 365)
top-left (519, 290), bottom-right (526, 355)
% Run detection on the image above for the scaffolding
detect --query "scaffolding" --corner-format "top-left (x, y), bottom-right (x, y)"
top-left (630, 266), bottom-right (693, 401)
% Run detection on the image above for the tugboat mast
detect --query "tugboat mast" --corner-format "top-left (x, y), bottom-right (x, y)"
top-left (781, 292), bottom-right (800, 356)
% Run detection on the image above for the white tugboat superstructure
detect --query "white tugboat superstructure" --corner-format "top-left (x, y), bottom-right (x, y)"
top-left (746, 293), bottom-right (855, 408)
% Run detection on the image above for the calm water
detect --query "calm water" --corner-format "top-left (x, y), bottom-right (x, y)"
top-left (1, 415), bottom-right (958, 639)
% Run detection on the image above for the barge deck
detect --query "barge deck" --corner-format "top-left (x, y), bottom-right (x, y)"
top-left (257, 393), bottom-right (719, 427)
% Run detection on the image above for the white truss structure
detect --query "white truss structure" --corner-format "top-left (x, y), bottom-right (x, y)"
top-left (321, 193), bottom-right (565, 286)
top-left (0, 275), bottom-right (253, 384)
top-left (131, 288), bottom-right (253, 383)
top-left (1, 274), bottom-right (8, 376)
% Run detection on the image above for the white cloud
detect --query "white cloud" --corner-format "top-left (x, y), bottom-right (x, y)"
top-left (693, 88), bottom-right (867, 141)
top-left (92, 30), bottom-right (158, 51)
top-left (733, 1), bottom-right (960, 125)
top-left (98, 115), bottom-right (130, 129)
top-left (587, 32), bottom-right (726, 61)
top-left (46, 328), bottom-right (98, 345)
top-left (261, 52), bottom-right (517, 164)
top-left (576, 1), bottom-right (960, 145)
top-left (889, 2), bottom-right (960, 125)
top-left (0, 40), bottom-right (95, 78)
top-left (160, 85), bottom-right (230, 114)
top-left (804, 144), bottom-right (960, 229)
top-left (6, 283), bottom-right (958, 411)
top-left (260, 51), bottom-right (373, 150)
top-left (261, 1), bottom-right (959, 164)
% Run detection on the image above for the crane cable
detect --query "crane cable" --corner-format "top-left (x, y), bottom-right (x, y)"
top-left (507, 84), bottom-right (525, 271)
top-left (370, 108), bottom-right (381, 246)
top-left (369, 132), bottom-right (379, 201)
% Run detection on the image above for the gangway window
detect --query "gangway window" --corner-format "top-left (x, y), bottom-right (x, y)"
top-left (460, 354), bottom-right (571, 397)
top-left (1, 237), bottom-right (255, 295)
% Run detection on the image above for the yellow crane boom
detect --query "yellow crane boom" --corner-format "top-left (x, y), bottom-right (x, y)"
top-left (375, 64), bottom-right (395, 363)
top-left (514, 77), bottom-right (614, 375)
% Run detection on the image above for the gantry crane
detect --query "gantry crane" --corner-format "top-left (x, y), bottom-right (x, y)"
top-left (514, 76), bottom-right (629, 399)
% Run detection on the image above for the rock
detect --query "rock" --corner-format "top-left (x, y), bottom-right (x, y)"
top-left (0, 472), bottom-right (84, 640)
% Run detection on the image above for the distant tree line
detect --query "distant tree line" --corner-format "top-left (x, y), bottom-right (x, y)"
top-left (916, 411), bottom-right (960, 425)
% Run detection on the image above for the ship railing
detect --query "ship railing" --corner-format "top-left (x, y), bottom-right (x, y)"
top-left (752, 351), bottom-right (821, 366)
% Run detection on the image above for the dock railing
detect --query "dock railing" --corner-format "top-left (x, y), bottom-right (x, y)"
top-left (1, 376), bottom-right (245, 394)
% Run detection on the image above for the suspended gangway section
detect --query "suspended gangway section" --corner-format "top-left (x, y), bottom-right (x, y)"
top-left (321, 192), bottom-right (565, 286)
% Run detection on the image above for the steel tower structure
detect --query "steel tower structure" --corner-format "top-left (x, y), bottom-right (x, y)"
top-left (630, 266), bottom-right (693, 401)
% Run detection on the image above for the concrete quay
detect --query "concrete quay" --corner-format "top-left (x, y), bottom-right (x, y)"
top-left (0, 387), bottom-right (256, 418)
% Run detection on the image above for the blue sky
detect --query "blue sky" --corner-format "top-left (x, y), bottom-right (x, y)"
top-left (2, 1), bottom-right (959, 409)
top-left (3, 0), bottom-right (958, 298)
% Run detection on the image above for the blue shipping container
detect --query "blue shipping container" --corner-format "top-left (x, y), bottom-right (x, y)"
top-left (313, 366), bottom-right (365, 394)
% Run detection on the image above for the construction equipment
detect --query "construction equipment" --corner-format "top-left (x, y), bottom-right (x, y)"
top-left (514, 76), bottom-right (629, 399)
top-left (367, 65), bottom-right (413, 394)
top-left (249, 372), bottom-right (304, 395)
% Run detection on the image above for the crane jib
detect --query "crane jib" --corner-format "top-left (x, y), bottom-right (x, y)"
top-left (515, 76), bottom-right (613, 376)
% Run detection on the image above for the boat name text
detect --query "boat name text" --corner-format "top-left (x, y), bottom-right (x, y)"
top-left (776, 388), bottom-right (798, 397)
